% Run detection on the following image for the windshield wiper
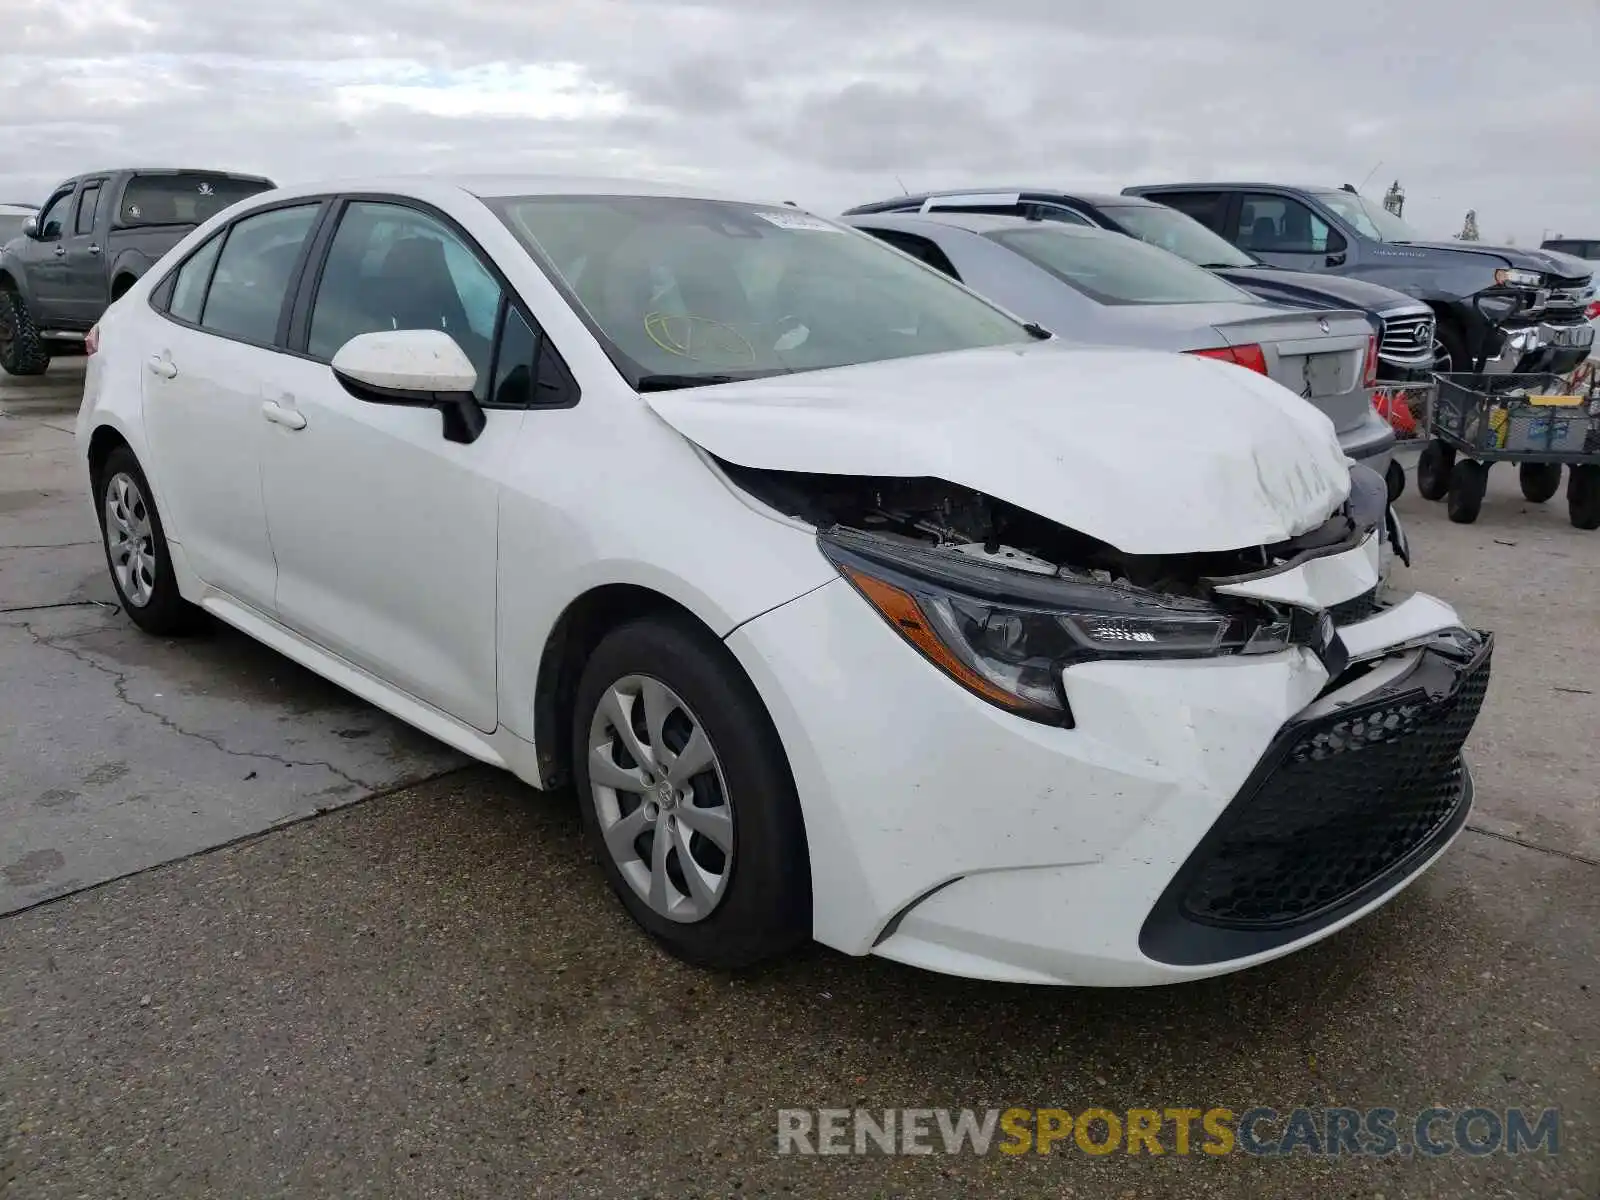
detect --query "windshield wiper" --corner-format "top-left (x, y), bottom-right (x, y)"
top-left (1022, 322), bottom-right (1053, 339)
top-left (1200, 261), bottom-right (1254, 270)
top-left (636, 371), bottom-right (784, 392)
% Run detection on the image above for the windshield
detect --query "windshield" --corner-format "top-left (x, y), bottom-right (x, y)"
top-left (986, 226), bottom-right (1258, 306)
top-left (486, 195), bottom-right (1034, 385)
top-left (117, 173), bottom-right (274, 228)
top-left (1099, 204), bottom-right (1256, 268)
top-left (1311, 190), bottom-right (1423, 243)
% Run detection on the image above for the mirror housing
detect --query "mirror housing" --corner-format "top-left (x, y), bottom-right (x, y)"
top-left (21, 216), bottom-right (38, 239)
top-left (330, 329), bottom-right (485, 444)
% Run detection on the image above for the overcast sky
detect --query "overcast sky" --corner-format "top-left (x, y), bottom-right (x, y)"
top-left (3, 0), bottom-right (1596, 243)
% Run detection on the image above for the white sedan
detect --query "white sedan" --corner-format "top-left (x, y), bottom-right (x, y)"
top-left (75, 176), bottom-right (1492, 985)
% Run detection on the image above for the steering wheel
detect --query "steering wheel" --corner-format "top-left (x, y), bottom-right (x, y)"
top-left (644, 312), bottom-right (757, 367)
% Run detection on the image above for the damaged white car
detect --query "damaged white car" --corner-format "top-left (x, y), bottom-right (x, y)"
top-left (76, 178), bottom-right (1492, 985)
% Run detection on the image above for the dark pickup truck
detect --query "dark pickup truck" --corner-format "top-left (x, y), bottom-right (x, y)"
top-left (0, 167), bottom-right (275, 375)
top-left (1122, 182), bottom-right (1596, 377)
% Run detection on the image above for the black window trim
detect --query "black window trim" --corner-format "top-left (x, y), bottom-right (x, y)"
top-left (36, 184), bottom-right (78, 240)
top-left (73, 179), bottom-right (107, 237)
top-left (149, 194), bottom-right (335, 354)
top-left (285, 192), bottom-right (580, 410)
top-left (858, 226), bottom-right (962, 281)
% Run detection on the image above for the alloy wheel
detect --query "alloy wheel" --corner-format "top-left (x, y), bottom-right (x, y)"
top-left (104, 471), bottom-right (157, 607)
top-left (587, 674), bottom-right (735, 923)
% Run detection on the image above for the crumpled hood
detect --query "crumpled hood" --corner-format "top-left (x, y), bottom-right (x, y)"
top-left (645, 341), bottom-right (1354, 555)
top-left (1395, 240), bottom-right (1590, 279)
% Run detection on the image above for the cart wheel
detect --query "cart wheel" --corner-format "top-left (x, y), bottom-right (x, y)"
top-left (1568, 464), bottom-right (1600, 530)
top-left (1417, 439), bottom-right (1455, 501)
top-left (1518, 462), bottom-right (1562, 503)
top-left (1385, 459), bottom-right (1406, 502)
top-left (1447, 460), bottom-right (1489, 524)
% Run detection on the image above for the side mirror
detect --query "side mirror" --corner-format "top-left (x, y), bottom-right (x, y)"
top-left (330, 329), bottom-right (486, 444)
top-left (21, 216), bottom-right (38, 239)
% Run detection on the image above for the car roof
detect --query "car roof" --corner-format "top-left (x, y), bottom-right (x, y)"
top-left (0, 203), bottom-right (37, 215)
top-left (1129, 182), bottom-right (1339, 194)
top-left (222, 173), bottom-right (781, 208)
top-left (871, 187), bottom-right (1164, 208)
top-left (846, 211), bottom-right (1116, 238)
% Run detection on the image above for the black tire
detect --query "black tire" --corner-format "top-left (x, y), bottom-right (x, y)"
top-left (93, 446), bottom-right (203, 635)
top-left (572, 614), bottom-right (810, 969)
top-left (1446, 459), bottom-right (1489, 524)
top-left (1417, 439), bottom-right (1455, 501)
top-left (1433, 316), bottom-right (1471, 375)
top-left (1568, 464), bottom-right (1600, 530)
top-left (1385, 458), bottom-right (1406, 502)
top-left (1518, 461), bottom-right (1562, 504)
top-left (0, 291), bottom-right (51, 376)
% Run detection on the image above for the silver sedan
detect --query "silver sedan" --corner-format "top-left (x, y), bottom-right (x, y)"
top-left (844, 212), bottom-right (1396, 469)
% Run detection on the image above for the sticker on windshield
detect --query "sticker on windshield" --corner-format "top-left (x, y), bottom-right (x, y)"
top-left (754, 211), bottom-right (839, 232)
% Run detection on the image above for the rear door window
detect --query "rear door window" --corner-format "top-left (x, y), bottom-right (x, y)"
top-left (198, 204), bottom-right (320, 345)
top-left (860, 228), bottom-right (961, 279)
top-left (74, 183), bottom-right (103, 236)
top-left (118, 173), bottom-right (275, 228)
top-left (1147, 190), bottom-right (1228, 232)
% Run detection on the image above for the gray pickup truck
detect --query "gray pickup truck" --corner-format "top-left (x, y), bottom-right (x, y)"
top-left (0, 167), bottom-right (275, 375)
top-left (1123, 182), bottom-right (1596, 378)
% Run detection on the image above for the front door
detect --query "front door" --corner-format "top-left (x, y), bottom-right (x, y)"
top-left (1233, 192), bottom-right (1346, 273)
top-left (140, 201), bottom-right (325, 612)
top-left (19, 186), bottom-right (77, 322)
top-left (258, 198), bottom-right (512, 732)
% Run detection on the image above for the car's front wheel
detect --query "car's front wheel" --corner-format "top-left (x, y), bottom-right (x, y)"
top-left (572, 614), bottom-right (810, 969)
top-left (94, 446), bottom-right (201, 635)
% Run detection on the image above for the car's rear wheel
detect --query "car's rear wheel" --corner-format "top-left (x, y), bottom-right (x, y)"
top-left (94, 446), bottom-right (202, 635)
top-left (572, 614), bottom-right (809, 969)
top-left (0, 291), bottom-right (50, 376)
top-left (1518, 461), bottom-right (1563, 503)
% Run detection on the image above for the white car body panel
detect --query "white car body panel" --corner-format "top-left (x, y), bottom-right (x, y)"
top-left (73, 174), bottom-right (1488, 986)
top-left (644, 341), bottom-right (1353, 555)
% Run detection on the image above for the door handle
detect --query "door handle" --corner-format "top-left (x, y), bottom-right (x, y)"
top-left (146, 354), bottom-right (178, 379)
top-left (86, 243), bottom-right (101, 256)
top-left (52, 245), bottom-right (65, 257)
top-left (261, 399), bottom-right (307, 430)
top-left (1326, 253), bottom-right (1347, 267)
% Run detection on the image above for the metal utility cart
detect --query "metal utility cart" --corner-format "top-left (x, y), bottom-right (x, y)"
top-left (1414, 370), bottom-right (1600, 528)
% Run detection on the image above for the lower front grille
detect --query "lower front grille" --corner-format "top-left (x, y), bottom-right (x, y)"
top-left (1183, 641), bottom-right (1491, 929)
top-left (1139, 632), bottom-right (1493, 965)
top-left (1328, 588), bottom-right (1379, 626)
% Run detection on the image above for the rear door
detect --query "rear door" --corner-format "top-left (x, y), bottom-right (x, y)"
top-left (60, 177), bottom-right (109, 325)
top-left (140, 199), bottom-right (327, 613)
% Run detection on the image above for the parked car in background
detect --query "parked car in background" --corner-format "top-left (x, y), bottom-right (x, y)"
top-left (844, 188), bottom-right (1437, 385)
top-left (1122, 182), bottom-right (1595, 376)
top-left (0, 202), bottom-right (37, 248)
top-left (0, 167), bottom-right (274, 375)
top-left (844, 211), bottom-right (1396, 473)
top-left (75, 175), bottom-right (1483, 986)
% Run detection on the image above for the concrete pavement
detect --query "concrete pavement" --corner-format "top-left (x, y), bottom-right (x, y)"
top-left (1, 362), bottom-right (1596, 1197)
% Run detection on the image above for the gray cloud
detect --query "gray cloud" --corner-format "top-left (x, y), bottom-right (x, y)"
top-left (1, 0), bottom-right (1596, 242)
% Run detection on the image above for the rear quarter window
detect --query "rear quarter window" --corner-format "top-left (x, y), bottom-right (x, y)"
top-left (117, 174), bottom-right (275, 228)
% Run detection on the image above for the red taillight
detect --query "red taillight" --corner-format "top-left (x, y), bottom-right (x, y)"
top-left (1586, 300), bottom-right (1600, 321)
top-left (1186, 343), bottom-right (1268, 375)
top-left (84, 324), bottom-right (99, 355)
top-left (1362, 333), bottom-right (1378, 389)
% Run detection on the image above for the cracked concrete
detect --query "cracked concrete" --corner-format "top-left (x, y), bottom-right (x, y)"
top-left (0, 363), bottom-right (467, 914)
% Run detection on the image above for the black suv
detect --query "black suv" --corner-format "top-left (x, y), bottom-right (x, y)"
top-left (1123, 182), bottom-right (1595, 376)
top-left (842, 188), bottom-right (1438, 383)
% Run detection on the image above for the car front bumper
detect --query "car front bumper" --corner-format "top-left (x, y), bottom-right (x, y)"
top-left (728, 545), bottom-right (1487, 986)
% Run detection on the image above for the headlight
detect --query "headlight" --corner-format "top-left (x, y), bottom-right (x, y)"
top-left (1494, 268), bottom-right (1542, 289)
top-left (818, 529), bottom-right (1318, 726)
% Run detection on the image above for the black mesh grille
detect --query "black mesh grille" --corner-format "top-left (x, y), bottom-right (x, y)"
top-left (1328, 588), bottom-right (1379, 626)
top-left (1178, 648), bottom-right (1491, 929)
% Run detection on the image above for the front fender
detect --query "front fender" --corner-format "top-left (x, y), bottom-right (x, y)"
top-left (0, 254), bottom-right (41, 309)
